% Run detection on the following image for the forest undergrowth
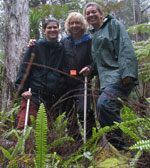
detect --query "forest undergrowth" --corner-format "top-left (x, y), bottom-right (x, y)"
top-left (0, 86), bottom-right (150, 168)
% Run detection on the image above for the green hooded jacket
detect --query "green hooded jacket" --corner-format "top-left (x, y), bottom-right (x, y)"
top-left (91, 14), bottom-right (138, 88)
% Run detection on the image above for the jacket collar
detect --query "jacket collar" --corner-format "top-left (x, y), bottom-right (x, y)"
top-left (37, 38), bottom-right (62, 48)
top-left (90, 14), bottom-right (114, 33)
top-left (67, 33), bottom-right (91, 45)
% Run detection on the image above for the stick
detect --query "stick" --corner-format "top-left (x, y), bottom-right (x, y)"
top-left (23, 88), bottom-right (31, 134)
top-left (84, 76), bottom-right (87, 144)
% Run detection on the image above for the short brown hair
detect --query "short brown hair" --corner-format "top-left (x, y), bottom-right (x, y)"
top-left (43, 17), bottom-right (59, 30)
top-left (83, 2), bottom-right (102, 16)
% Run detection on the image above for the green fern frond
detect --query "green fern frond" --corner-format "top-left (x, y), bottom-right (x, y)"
top-left (30, 115), bottom-right (36, 130)
top-left (121, 118), bottom-right (146, 127)
top-left (130, 140), bottom-right (150, 151)
top-left (121, 104), bottom-right (137, 121)
top-left (0, 146), bottom-right (12, 160)
top-left (54, 112), bottom-right (68, 136)
top-left (47, 137), bottom-right (74, 150)
top-left (76, 125), bottom-right (115, 154)
top-left (78, 118), bottom-right (147, 153)
top-left (63, 154), bottom-right (83, 168)
top-left (130, 150), bottom-right (142, 168)
top-left (45, 152), bottom-right (63, 167)
top-left (12, 127), bottom-right (32, 158)
top-left (0, 103), bottom-right (20, 124)
top-left (119, 125), bottom-right (141, 141)
top-left (35, 103), bottom-right (48, 168)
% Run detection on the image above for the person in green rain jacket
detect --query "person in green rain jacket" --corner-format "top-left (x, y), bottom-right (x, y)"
top-left (84, 2), bottom-right (138, 150)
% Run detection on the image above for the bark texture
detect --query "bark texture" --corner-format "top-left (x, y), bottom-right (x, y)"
top-left (2, 0), bottom-right (29, 109)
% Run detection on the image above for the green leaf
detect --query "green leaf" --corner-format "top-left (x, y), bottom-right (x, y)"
top-left (0, 146), bottom-right (12, 160)
top-left (35, 103), bottom-right (48, 168)
top-left (130, 140), bottom-right (150, 151)
top-left (47, 137), bottom-right (74, 150)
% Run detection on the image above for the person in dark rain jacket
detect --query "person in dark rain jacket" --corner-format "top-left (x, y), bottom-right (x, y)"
top-left (62, 12), bottom-right (96, 143)
top-left (15, 17), bottom-right (65, 130)
top-left (84, 2), bottom-right (138, 150)
top-left (27, 13), bottom-right (97, 144)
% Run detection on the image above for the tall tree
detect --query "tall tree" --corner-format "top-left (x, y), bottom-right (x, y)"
top-left (2, 0), bottom-right (29, 109)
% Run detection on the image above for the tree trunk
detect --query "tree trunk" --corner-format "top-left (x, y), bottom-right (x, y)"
top-left (2, 0), bottom-right (29, 109)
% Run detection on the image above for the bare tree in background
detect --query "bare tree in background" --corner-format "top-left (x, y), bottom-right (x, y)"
top-left (2, 0), bottom-right (29, 109)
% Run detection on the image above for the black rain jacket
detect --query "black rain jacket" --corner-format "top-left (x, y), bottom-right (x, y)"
top-left (15, 38), bottom-right (65, 105)
top-left (62, 33), bottom-right (96, 86)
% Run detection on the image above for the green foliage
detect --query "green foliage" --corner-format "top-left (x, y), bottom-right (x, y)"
top-left (120, 104), bottom-right (150, 142)
top-left (54, 112), bottom-right (68, 136)
top-left (128, 24), bottom-right (150, 35)
top-left (30, 5), bottom-right (51, 39)
top-left (12, 127), bottom-right (32, 157)
top-left (29, 3), bottom-right (70, 39)
top-left (0, 146), bottom-right (13, 160)
top-left (62, 154), bottom-right (83, 168)
top-left (45, 152), bottom-right (62, 168)
top-left (30, 115), bottom-right (36, 129)
top-left (133, 40), bottom-right (150, 83)
top-left (0, 127), bottom-right (32, 168)
top-left (48, 137), bottom-right (74, 150)
top-left (98, 157), bottom-right (127, 168)
top-left (121, 104), bottom-right (137, 121)
top-left (35, 103), bottom-right (48, 168)
top-left (128, 24), bottom-right (150, 83)
top-left (129, 150), bottom-right (142, 168)
top-left (130, 140), bottom-right (150, 151)
top-left (0, 103), bottom-right (20, 126)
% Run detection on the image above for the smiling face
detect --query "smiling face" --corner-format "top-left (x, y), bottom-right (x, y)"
top-left (85, 5), bottom-right (103, 31)
top-left (43, 21), bottom-right (59, 42)
top-left (69, 18), bottom-right (82, 37)
top-left (65, 12), bottom-right (88, 40)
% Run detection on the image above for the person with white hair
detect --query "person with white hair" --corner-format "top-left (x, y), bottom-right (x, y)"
top-left (62, 12), bottom-right (96, 144)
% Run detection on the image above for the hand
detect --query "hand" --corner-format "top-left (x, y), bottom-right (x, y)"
top-left (27, 39), bottom-right (36, 47)
top-left (123, 77), bottom-right (133, 85)
top-left (79, 66), bottom-right (91, 76)
top-left (22, 91), bottom-right (32, 99)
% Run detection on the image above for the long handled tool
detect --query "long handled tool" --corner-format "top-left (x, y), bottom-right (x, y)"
top-left (84, 76), bottom-right (87, 144)
top-left (23, 88), bottom-right (31, 134)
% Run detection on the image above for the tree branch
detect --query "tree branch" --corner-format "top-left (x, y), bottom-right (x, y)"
top-left (141, 5), bottom-right (150, 14)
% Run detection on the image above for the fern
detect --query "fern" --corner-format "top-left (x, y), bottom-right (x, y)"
top-left (119, 125), bottom-right (141, 141)
top-left (0, 103), bottom-right (20, 125)
top-left (63, 154), bottom-right (83, 168)
top-left (130, 150), bottom-right (142, 168)
top-left (120, 118), bottom-right (146, 126)
top-left (54, 112), bottom-right (68, 136)
top-left (0, 146), bottom-right (12, 160)
top-left (0, 127), bottom-right (32, 168)
top-left (35, 103), bottom-right (48, 168)
top-left (121, 104), bottom-right (137, 122)
top-left (45, 152), bottom-right (63, 168)
top-left (47, 137), bottom-right (74, 150)
top-left (12, 127), bottom-right (32, 158)
top-left (130, 140), bottom-right (150, 151)
top-left (30, 115), bottom-right (36, 130)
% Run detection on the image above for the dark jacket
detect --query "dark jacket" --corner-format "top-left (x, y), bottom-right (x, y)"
top-left (62, 33), bottom-right (95, 85)
top-left (91, 14), bottom-right (138, 88)
top-left (15, 38), bottom-right (65, 104)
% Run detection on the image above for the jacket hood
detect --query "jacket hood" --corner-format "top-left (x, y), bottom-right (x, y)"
top-left (90, 14), bottom-right (115, 33)
top-left (102, 14), bottom-right (115, 27)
